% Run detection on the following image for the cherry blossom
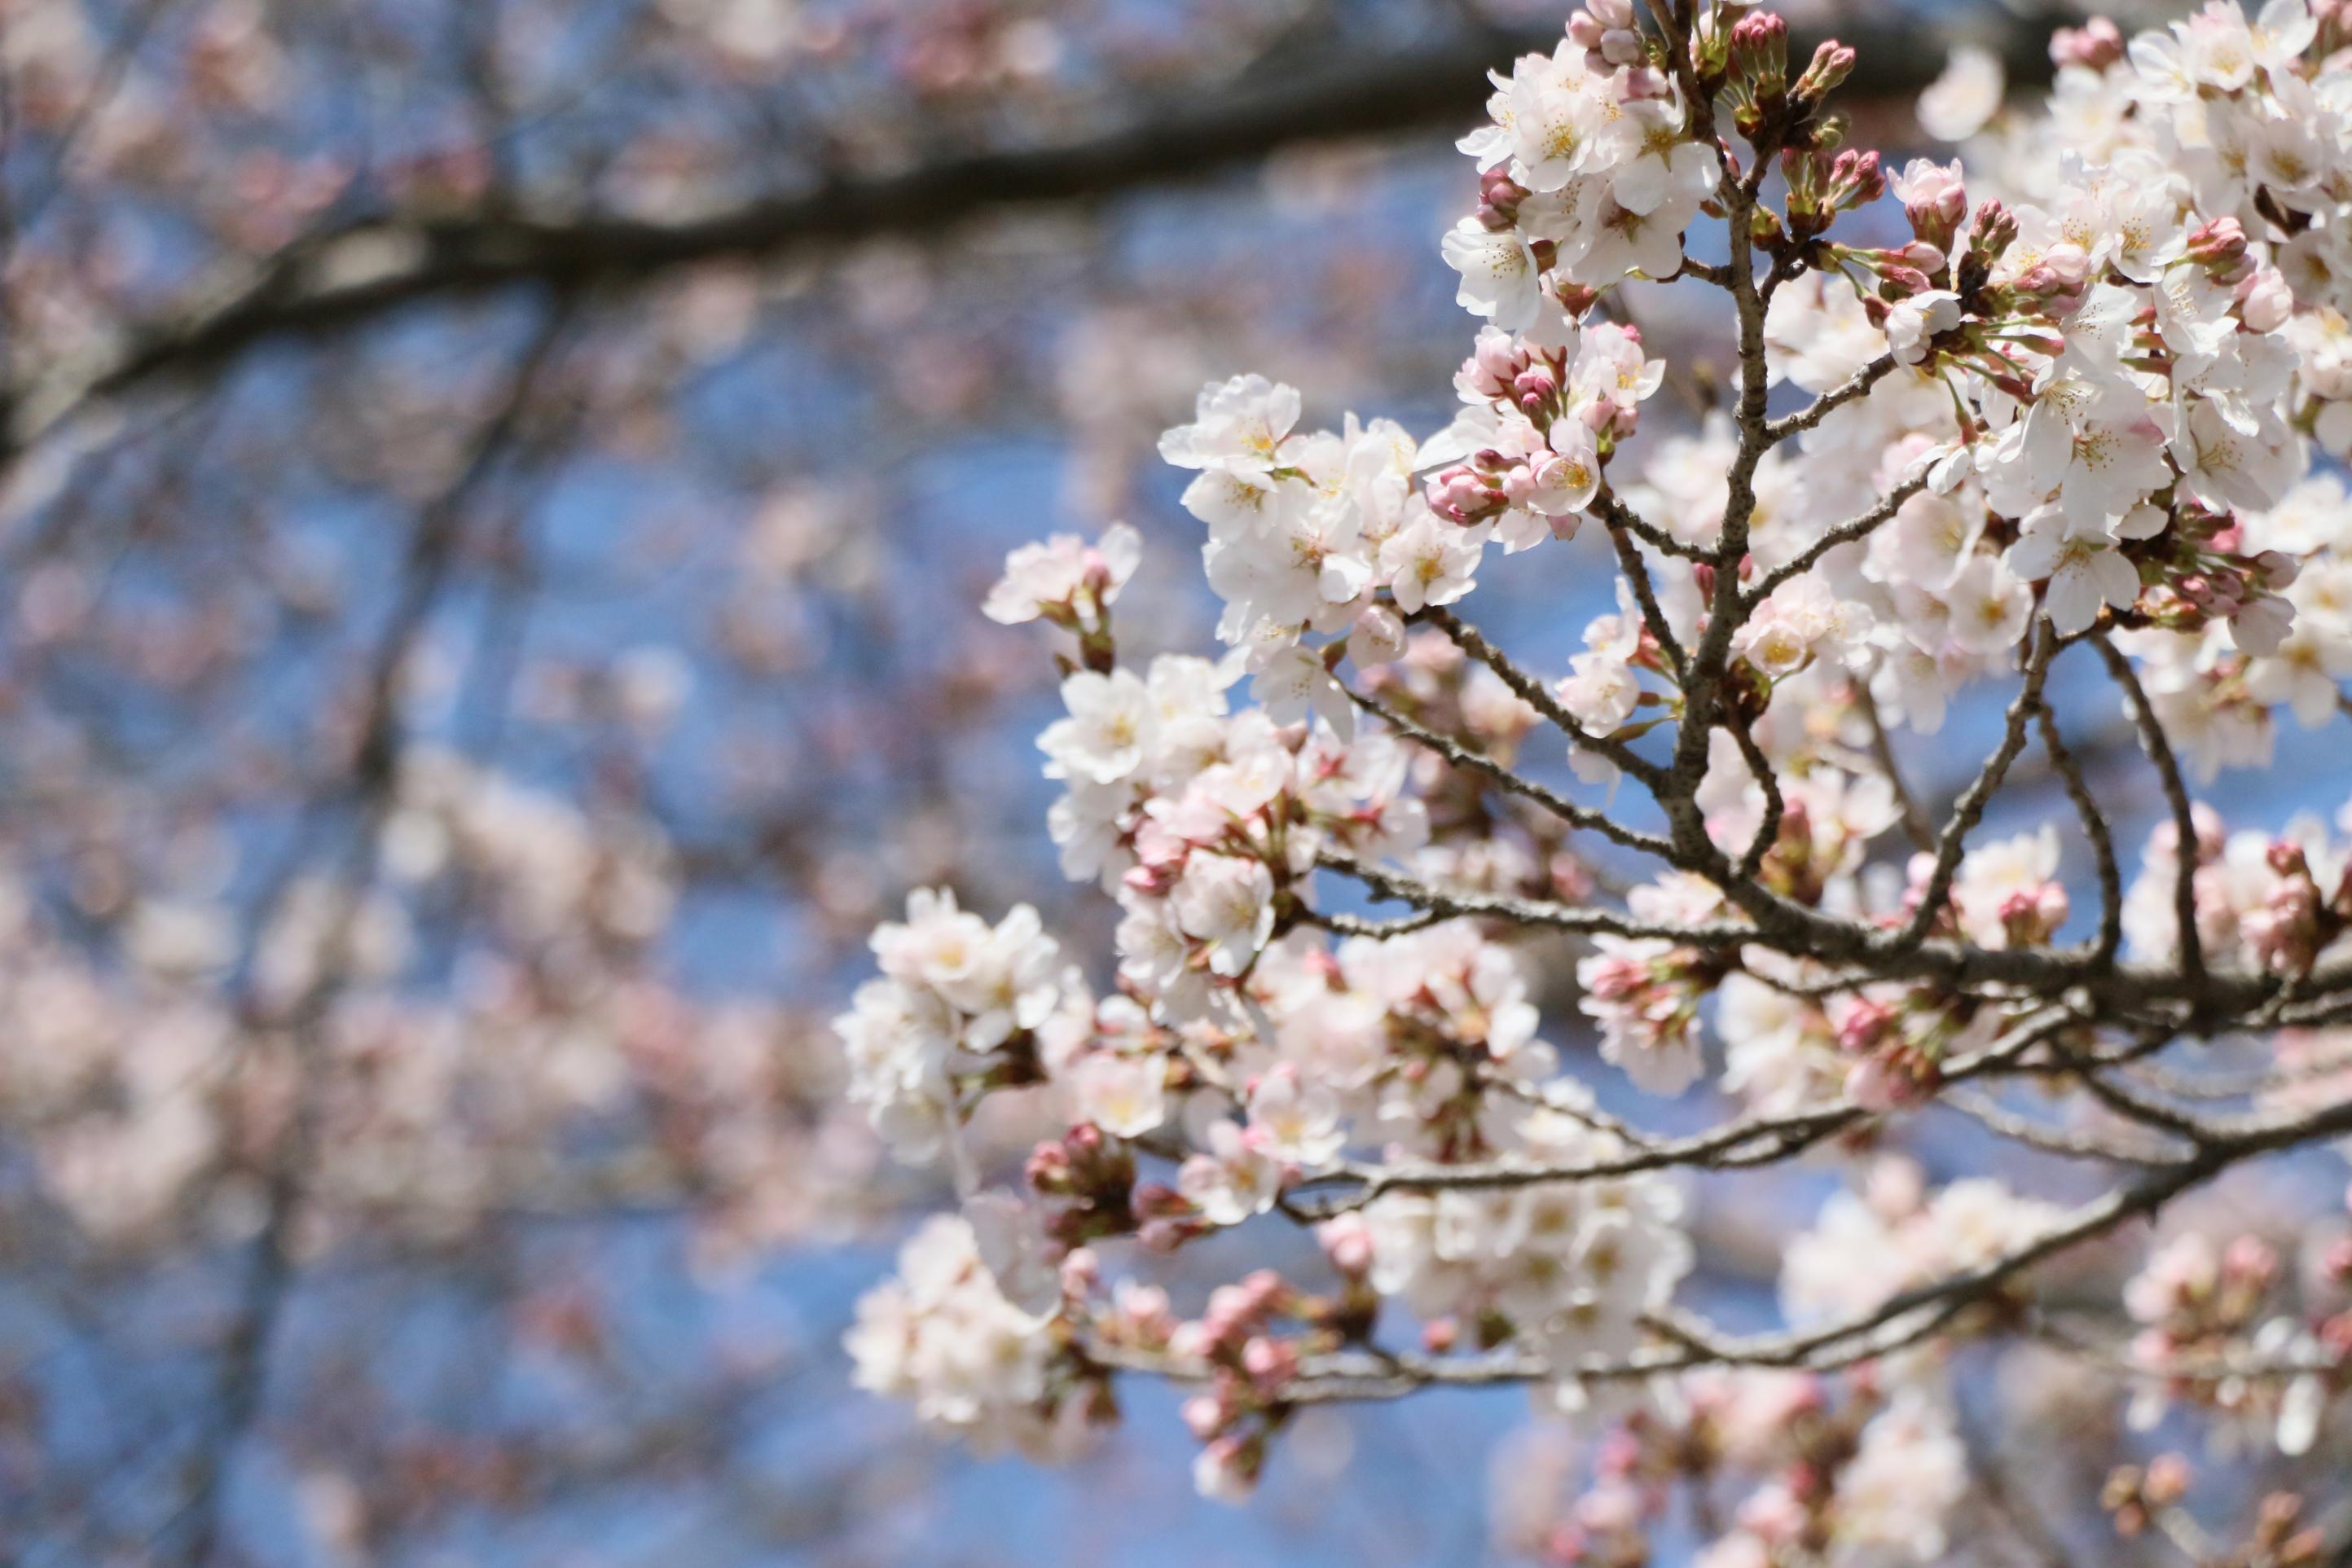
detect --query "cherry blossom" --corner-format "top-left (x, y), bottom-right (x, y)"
top-left (829, 2), bottom-right (2352, 1546)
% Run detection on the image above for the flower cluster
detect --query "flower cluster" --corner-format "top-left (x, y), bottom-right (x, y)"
top-left (1781, 1158), bottom-right (2068, 1329)
top-left (1493, 1372), bottom-right (1971, 1567)
top-left (1448, 3), bottom-right (1722, 316)
top-left (835, 889), bottom-right (1069, 1164)
top-left (846, 1211), bottom-right (1106, 1456)
top-left (2123, 800), bottom-right (2352, 973)
top-left (1363, 1104), bottom-right (1691, 1386)
top-left (832, 0), bottom-right (2352, 1539)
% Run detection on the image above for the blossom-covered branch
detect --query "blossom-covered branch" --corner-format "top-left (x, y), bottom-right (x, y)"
top-left (836, 0), bottom-right (2352, 1553)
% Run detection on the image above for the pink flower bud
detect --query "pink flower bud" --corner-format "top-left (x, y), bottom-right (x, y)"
top-left (1319, 1214), bottom-right (1375, 1276)
top-left (2051, 16), bottom-right (2126, 69)
top-left (1027, 1140), bottom-right (1075, 1191)
top-left (1794, 40), bottom-right (1857, 101)
top-left (1835, 999), bottom-right (1896, 1055)
top-left (1876, 263), bottom-right (1933, 296)
top-left (1730, 10), bottom-right (1789, 56)
top-left (2238, 262), bottom-right (2294, 332)
top-left (1242, 1335), bottom-right (1298, 1392)
top-left (1472, 332), bottom-right (1523, 389)
top-left (1181, 1394), bottom-right (1229, 1439)
top-left (2187, 215), bottom-right (2249, 270)
top-left (1894, 239), bottom-right (1947, 273)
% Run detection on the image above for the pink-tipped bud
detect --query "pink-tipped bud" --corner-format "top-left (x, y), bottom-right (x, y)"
top-left (2187, 214), bottom-right (2249, 269)
top-left (1471, 331), bottom-right (1523, 391)
top-left (1794, 40), bottom-right (1857, 102)
top-left (1478, 166), bottom-right (1531, 231)
top-left (1122, 860), bottom-right (1177, 898)
top-left (1730, 9), bottom-right (1791, 82)
top-left (1969, 198), bottom-right (2019, 253)
top-left (2051, 16), bottom-right (2126, 70)
top-left (1181, 1394), bottom-right (1229, 1440)
top-left (1838, 148), bottom-right (1886, 203)
top-left (2239, 262), bottom-right (2295, 331)
top-left (1318, 1214), bottom-right (1375, 1277)
top-left (1835, 999), bottom-right (1897, 1055)
top-left (1877, 264), bottom-right (1934, 296)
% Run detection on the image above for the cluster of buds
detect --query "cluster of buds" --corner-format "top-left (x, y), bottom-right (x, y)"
top-left (1998, 881), bottom-right (2071, 947)
top-left (1026, 1121), bottom-right (1139, 1244)
top-left (2127, 1233), bottom-right (2283, 1376)
top-left (1832, 995), bottom-right (1949, 1112)
top-left (2130, 507), bottom-right (2300, 647)
top-left (2240, 839), bottom-right (2345, 976)
top-left (1704, 11), bottom-right (1852, 152)
top-left (1172, 1270), bottom-right (1303, 1503)
top-left (1578, 939), bottom-right (1717, 1096)
top-left (1778, 147), bottom-right (1884, 244)
top-left (1425, 333), bottom-right (1645, 530)
top-left (1425, 458), bottom-right (1522, 529)
top-left (1899, 846), bottom-right (2070, 955)
top-left (1787, 38), bottom-right (1857, 124)
top-left (1950, 197), bottom-right (2020, 305)
top-left (2101, 1454), bottom-right (2193, 1539)
top-left (1717, 10), bottom-right (1791, 141)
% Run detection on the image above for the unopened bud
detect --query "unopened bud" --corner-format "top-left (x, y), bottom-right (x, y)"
top-left (1880, 264), bottom-right (1936, 297)
top-left (1793, 40), bottom-right (1857, 103)
top-left (2187, 214), bottom-right (2248, 267)
top-left (1730, 9), bottom-right (1791, 83)
top-left (1554, 279), bottom-right (1600, 317)
top-left (1969, 198), bottom-right (2019, 254)
top-left (2051, 16), bottom-right (2126, 70)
